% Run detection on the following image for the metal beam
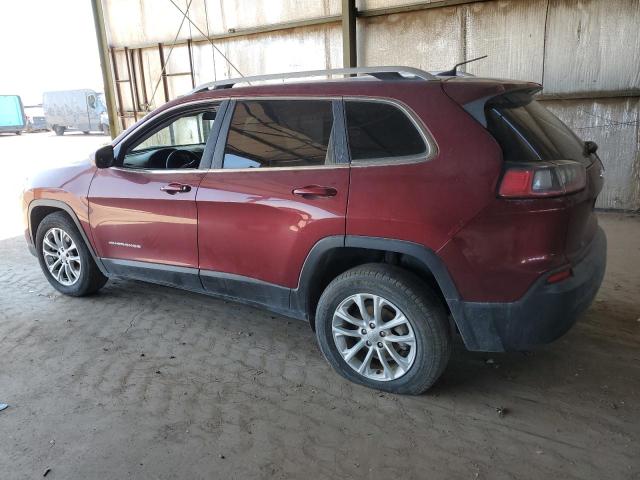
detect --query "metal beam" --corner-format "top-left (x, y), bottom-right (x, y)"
top-left (157, 43), bottom-right (170, 103)
top-left (129, 49), bottom-right (143, 114)
top-left (342, 0), bottom-right (357, 68)
top-left (123, 47), bottom-right (138, 122)
top-left (137, 49), bottom-right (149, 110)
top-left (357, 0), bottom-right (489, 17)
top-left (90, 0), bottom-right (119, 137)
top-left (109, 47), bottom-right (126, 130)
top-left (187, 39), bottom-right (196, 89)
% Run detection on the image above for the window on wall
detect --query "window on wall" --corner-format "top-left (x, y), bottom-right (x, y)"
top-left (345, 101), bottom-right (427, 162)
top-left (223, 100), bottom-right (335, 169)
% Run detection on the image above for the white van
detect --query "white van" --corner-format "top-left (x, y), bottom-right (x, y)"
top-left (43, 89), bottom-right (109, 136)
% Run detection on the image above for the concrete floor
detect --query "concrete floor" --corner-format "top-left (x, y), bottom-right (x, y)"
top-left (1, 133), bottom-right (639, 479)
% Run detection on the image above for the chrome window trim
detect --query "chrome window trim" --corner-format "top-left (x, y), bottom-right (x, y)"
top-left (113, 95), bottom-right (438, 173)
top-left (108, 167), bottom-right (208, 175)
top-left (206, 164), bottom-right (349, 173)
top-left (108, 164), bottom-right (349, 175)
top-left (343, 96), bottom-right (438, 167)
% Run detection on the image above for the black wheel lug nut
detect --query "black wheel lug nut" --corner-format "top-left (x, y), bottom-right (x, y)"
top-left (377, 342), bottom-right (383, 348)
top-left (369, 322), bottom-right (376, 329)
top-left (366, 340), bottom-right (372, 346)
top-left (361, 329), bottom-right (367, 335)
top-left (380, 331), bottom-right (386, 337)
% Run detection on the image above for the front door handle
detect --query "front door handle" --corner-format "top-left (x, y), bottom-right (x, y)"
top-left (292, 185), bottom-right (338, 198)
top-left (160, 183), bottom-right (191, 195)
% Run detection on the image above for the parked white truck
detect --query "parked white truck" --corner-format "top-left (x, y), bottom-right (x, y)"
top-left (43, 89), bottom-right (109, 136)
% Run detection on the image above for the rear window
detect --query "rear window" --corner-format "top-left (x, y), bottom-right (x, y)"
top-left (345, 101), bottom-right (426, 162)
top-left (486, 92), bottom-right (590, 165)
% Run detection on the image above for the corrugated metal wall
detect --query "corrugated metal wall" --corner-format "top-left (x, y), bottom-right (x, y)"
top-left (102, 0), bottom-right (640, 210)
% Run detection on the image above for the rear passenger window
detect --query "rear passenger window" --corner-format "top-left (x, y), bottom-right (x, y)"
top-left (345, 101), bottom-right (427, 162)
top-left (223, 100), bottom-right (335, 169)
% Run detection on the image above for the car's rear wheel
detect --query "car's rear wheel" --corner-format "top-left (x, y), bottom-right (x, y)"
top-left (54, 126), bottom-right (65, 136)
top-left (36, 212), bottom-right (107, 296)
top-left (315, 264), bottom-right (451, 395)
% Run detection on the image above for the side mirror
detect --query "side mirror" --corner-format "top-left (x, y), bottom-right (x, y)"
top-left (584, 140), bottom-right (598, 156)
top-left (93, 145), bottom-right (114, 169)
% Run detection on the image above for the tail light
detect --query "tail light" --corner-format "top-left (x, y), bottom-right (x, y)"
top-left (498, 160), bottom-right (587, 198)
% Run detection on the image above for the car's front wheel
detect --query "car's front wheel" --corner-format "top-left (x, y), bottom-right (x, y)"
top-left (315, 264), bottom-right (451, 395)
top-left (36, 212), bottom-right (107, 296)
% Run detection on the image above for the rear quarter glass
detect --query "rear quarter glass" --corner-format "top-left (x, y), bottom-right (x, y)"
top-left (485, 92), bottom-right (592, 166)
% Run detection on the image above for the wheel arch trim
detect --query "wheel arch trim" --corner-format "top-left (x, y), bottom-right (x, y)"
top-left (294, 235), bottom-right (484, 349)
top-left (28, 199), bottom-right (109, 276)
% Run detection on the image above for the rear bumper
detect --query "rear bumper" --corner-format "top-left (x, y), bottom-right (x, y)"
top-left (454, 226), bottom-right (607, 352)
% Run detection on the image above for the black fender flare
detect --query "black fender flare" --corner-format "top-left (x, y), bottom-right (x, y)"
top-left (291, 235), bottom-right (478, 348)
top-left (28, 199), bottom-right (109, 276)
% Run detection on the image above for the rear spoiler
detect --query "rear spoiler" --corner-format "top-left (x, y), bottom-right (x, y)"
top-left (441, 79), bottom-right (541, 127)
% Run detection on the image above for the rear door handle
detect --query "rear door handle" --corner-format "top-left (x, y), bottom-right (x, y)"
top-left (160, 183), bottom-right (191, 195)
top-left (292, 185), bottom-right (338, 198)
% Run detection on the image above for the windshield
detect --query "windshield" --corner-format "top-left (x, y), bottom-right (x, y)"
top-left (486, 92), bottom-right (591, 165)
top-left (96, 93), bottom-right (107, 113)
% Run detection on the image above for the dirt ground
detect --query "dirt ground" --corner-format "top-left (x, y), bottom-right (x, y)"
top-left (1, 133), bottom-right (639, 479)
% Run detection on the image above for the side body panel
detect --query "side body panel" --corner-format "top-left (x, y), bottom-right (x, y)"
top-left (88, 168), bottom-right (205, 267)
top-left (197, 167), bottom-right (350, 288)
top-left (438, 161), bottom-right (604, 302)
top-left (196, 97), bottom-right (350, 289)
top-left (344, 83), bottom-right (505, 285)
top-left (24, 161), bottom-right (97, 246)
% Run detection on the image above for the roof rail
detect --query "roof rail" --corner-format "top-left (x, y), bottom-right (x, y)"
top-left (189, 66), bottom-right (438, 94)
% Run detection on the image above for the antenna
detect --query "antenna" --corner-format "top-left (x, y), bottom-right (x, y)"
top-left (439, 55), bottom-right (488, 77)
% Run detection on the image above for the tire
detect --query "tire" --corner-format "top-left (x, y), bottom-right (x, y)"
top-left (16, 130), bottom-right (22, 135)
top-left (54, 126), bottom-right (65, 136)
top-left (82, 131), bottom-right (90, 134)
top-left (315, 264), bottom-right (451, 395)
top-left (35, 211), bottom-right (108, 296)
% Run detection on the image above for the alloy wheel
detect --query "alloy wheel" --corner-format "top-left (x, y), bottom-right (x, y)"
top-left (332, 293), bottom-right (417, 381)
top-left (42, 227), bottom-right (82, 286)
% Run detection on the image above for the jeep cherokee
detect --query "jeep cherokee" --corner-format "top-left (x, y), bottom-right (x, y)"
top-left (22, 67), bottom-right (607, 394)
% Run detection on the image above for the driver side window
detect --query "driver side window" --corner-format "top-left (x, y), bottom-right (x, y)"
top-left (121, 105), bottom-right (219, 170)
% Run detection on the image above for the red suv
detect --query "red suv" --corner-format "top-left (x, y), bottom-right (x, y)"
top-left (22, 67), bottom-right (606, 394)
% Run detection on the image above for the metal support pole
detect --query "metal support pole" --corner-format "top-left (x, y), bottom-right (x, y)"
top-left (187, 39), bottom-right (196, 89)
top-left (124, 47), bottom-right (138, 122)
top-left (137, 49), bottom-right (149, 110)
top-left (90, 0), bottom-right (119, 137)
top-left (158, 43), bottom-right (170, 103)
top-left (129, 49), bottom-right (142, 114)
top-left (342, 0), bottom-right (357, 68)
top-left (110, 47), bottom-right (126, 130)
